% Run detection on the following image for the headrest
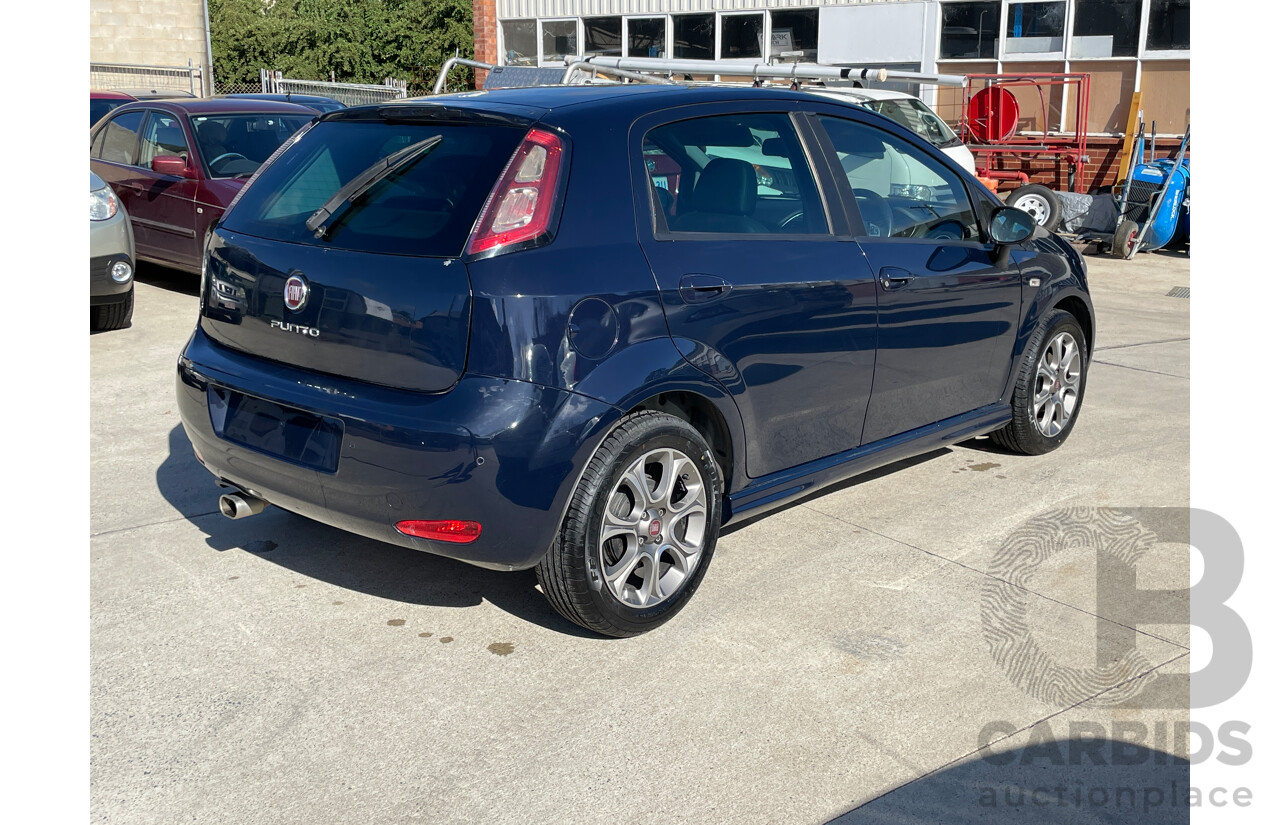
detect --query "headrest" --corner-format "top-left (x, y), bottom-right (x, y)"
top-left (823, 119), bottom-right (886, 158)
top-left (761, 137), bottom-right (789, 158)
top-left (689, 158), bottom-right (758, 217)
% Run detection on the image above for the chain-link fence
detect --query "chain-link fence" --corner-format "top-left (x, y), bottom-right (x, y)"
top-left (90, 61), bottom-right (202, 95)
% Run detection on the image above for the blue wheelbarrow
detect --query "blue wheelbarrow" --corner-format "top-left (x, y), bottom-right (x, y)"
top-left (1111, 126), bottom-right (1190, 258)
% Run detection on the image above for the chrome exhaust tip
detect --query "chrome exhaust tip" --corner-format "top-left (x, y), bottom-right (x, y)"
top-left (218, 492), bottom-right (268, 520)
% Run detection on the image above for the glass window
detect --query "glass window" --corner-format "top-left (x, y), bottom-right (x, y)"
top-left (940, 2), bottom-right (1001, 59)
top-left (862, 99), bottom-right (962, 149)
top-left (584, 17), bottom-right (622, 56)
top-left (628, 17), bottom-right (666, 58)
top-left (501, 19), bottom-right (537, 66)
top-left (97, 111), bottom-right (145, 165)
top-left (139, 112), bottom-right (190, 167)
top-left (1146, 0), bottom-right (1190, 51)
top-left (191, 114), bottom-right (312, 178)
top-left (768, 9), bottom-right (819, 61)
top-left (674, 14), bottom-right (715, 60)
top-left (90, 98), bottom-right (128, 128)
top-left (1005, 2), bottom-right (1066, 53)
top-left (819, 116), bottom-right (978, 241)
top-left (643, 113), bottom-right (827, 235)
top-left (223, 121), bottom-right (525, 257)
top-left (720, 13), bottom-right (764, 60)
top-left (542, 20), bottom-right (578, 63)
top-left (1071, 0), bottom-right (1141, 58)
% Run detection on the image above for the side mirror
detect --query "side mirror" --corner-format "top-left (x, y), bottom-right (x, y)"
top-left (989, 205), bottom-right (1036, 245)
top-left (151, 155), bottom-right (190, 177)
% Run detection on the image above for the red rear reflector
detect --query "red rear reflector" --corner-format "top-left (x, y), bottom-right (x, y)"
top-left (395, 519), bottom-right (483, 544)
top-left (466, 128), bottom-right (564, 255)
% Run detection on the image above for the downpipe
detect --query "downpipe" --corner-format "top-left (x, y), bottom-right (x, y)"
top-left (219, 491), bottom-right (269, 520)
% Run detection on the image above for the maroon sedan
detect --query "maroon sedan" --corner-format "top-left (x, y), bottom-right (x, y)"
top-left (89, 98), bottom-right (314, 274)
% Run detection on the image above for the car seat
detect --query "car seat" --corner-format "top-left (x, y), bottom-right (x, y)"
top-left (669, 158), bottom-right (768, 234)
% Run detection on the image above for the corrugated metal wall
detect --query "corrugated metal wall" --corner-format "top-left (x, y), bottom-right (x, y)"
top-left (496, 0), bottom-right (907, 20)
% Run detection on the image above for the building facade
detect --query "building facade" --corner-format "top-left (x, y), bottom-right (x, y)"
top-left (90, 0), bottom-right (214, 95)
top-left (473, 0), bottom-right (1190, 188)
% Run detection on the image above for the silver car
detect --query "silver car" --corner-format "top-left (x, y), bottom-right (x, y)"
top-left (90, 171), bottom-right (135, 330)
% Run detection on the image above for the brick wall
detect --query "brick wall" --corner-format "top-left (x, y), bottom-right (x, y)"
top-left (89, 0), bottom-right (209, 93)
top-left (474, 0), bottom-right (498, 88)
top-left (980, 136), bottom-right (1190, 194)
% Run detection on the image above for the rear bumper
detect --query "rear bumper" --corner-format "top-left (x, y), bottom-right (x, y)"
top-left (176, 327), bottom-right (620, 570)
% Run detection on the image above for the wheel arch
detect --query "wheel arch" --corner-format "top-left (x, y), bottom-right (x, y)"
top-left (1053, 294), bottom-right (1094, 354)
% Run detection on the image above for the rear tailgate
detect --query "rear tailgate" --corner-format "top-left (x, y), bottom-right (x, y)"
top-left (202, 109), bottom-right (535, 392)
top-left (202, 230), bottom-right (470, 391)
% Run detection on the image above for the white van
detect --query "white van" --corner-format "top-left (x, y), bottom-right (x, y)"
top-left (804, 87), bottom-right (977, 174)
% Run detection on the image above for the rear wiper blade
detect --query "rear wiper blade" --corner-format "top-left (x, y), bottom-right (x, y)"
top-left (305, 135), bottom-right (442, 238)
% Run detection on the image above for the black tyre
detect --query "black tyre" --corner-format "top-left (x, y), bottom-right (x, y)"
top-left (990, 309), bottom-right (1088, 456)
top-left (536, 411), bottom-right (723, 637)
top-left (91, 288), bottom-right (134, 332)
top-left (1111, 218), bottom-right (1141, 258)
top-left (1007, 184), bottom-right (1062, 231)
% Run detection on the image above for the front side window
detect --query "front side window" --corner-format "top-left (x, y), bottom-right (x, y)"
top-left (501, 19), bottom-right (537, 65)
top-left (940, 2), bottom-right (1001, 59)
top-left (96, 111), bottom-right (145, 165)
top-left (1071, 0), bottom-right (1141, 57)
top-left (819, 116), bottom-right (978, 241)
top-left (673, 14), bottom-right (715, 60)
top-left (1147, 0), bottom-right (1190, 51)
top-left (720, 13), bottom-right (764, 60)
top-left (643, 113), bottom-right (827, 235)
top-left (1005, 2), bottom-right (1066, 54)
top-left (542, 20), bottom-right (578, 63)
top-left (139, 112), bottom-right (191, 167)
top-left (191, 114), bottom-right (311, 178)
top-left (628, 17), bottom-right (666, 58)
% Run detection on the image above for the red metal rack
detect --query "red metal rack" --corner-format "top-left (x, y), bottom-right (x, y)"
top-left (960, 73), bottom-right (1091, 193)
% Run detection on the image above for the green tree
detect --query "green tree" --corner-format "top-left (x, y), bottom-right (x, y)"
top-left (209, 0), bottom-right (473, 91)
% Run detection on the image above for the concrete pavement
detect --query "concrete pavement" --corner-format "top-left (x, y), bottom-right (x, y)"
top-left (91, 250), bottom-right (1192, 824)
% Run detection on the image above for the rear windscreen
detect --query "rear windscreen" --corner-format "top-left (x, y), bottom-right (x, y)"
top-left (221, 120), bottom-right (525, 257)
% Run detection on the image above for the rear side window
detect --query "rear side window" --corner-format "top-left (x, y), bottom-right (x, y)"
top-left (643, 112), bottom-right (827, 235)
top-left (95, 111), bottom-right (145, 165)
top-left (223, 121), bottom-right (525, 257)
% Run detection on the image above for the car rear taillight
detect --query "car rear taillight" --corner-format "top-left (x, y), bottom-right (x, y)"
top-left (466, 128), bottom-right (565, 256)
top-left (395, 520), bottom-right (483, 544)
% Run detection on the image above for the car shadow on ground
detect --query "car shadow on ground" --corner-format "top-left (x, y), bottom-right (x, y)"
top-left (136, 261), bottom-right (200, 296)
top-left (828, 738), bottom-right (1191, 824)
top-left (155, 424), bottom-right (601, 638)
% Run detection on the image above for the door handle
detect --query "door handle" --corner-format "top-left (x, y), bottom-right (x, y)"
top-left (879, 267), bottom-right (916, 290)
top-left (679, 274), bottom-right (732, 304)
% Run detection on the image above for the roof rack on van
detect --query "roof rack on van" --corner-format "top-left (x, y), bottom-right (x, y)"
top-left (432, 56), bottom-right (674, 95)
top-left (570, 56), bottom-right (966, 88)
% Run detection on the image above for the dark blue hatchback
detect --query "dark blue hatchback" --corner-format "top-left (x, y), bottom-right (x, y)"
top-left (177, 85), bottom-right (1094, 636)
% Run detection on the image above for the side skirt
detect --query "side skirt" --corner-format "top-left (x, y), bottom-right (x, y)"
top-left (723, 403), bottom-right (1011, 525)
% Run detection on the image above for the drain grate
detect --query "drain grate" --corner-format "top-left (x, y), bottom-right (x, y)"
top-left (1166, 287), bottom-right (1190, 298)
